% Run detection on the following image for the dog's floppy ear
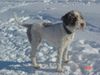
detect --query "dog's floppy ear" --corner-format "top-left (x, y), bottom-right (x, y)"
top-left (61, 11), bottom-right (78, 26)
top-left (61, 12), bottom-right (70, 25)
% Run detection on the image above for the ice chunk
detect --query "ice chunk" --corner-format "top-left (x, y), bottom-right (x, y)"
top-left (82, 48), bottom-right (99, 54)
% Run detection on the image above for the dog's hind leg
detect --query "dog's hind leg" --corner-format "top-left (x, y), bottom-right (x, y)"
top-left (30, 31), bottom-right (41, 69)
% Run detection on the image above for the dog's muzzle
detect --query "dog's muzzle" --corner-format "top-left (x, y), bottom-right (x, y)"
top-left (80, 21), bottom-right (86, 30)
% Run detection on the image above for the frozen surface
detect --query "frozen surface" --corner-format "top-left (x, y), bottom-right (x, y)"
top-left (0, 0), bottom-right (100, 75)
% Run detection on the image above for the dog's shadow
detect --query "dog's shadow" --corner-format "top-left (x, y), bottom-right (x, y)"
top-left (0, 41), bottom-right (59, 74)
top-left (0, 42), bottom-right (58, 74)
top-left (0, 60), bottom-right (57, 74)
top-left (0, 61), bottom-right (34, 73)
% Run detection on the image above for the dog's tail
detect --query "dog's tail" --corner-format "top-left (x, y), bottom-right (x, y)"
top-left (14, 13), bottom-right (32, 28)
top-left (14, 13), bottom-right (53, 29)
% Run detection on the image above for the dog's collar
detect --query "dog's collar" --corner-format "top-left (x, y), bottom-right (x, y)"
top-left (63, 23), bottom-right (72, 34)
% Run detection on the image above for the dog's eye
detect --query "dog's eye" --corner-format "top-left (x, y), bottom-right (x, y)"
top-left (72, 17), bottom-right (77, 21)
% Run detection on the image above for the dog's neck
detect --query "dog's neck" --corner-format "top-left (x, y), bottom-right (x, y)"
top-left (63, 23), bottom-right (73, 34)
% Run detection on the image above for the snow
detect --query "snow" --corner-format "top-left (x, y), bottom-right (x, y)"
top-left (0, 0), bottom-right (100, 75)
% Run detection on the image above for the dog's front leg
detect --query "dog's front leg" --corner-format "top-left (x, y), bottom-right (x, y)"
top-left (63, 37), bottom-right (73, 63)
top-left (63, 47), bottom-right (69, 63)
top-left (57, 46), bottom-right (65, 72)
top-left (57, 36), bottom-right (70, 72)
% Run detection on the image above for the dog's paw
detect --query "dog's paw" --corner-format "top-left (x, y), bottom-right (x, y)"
top-left (57, 68), bottom-right (64, 72)
top-left (33, 64), bottom-right (42, 69)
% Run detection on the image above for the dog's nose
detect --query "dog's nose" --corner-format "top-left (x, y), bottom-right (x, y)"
top-left (80, 23), bottom-right (84, 27)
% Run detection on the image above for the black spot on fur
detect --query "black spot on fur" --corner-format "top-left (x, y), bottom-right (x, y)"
top-left (22, 24), bottom-right (32, 43)
top-left (26, 25), bottom-right (32, 43)
top-left (43, 22), bottom-right (53, 27)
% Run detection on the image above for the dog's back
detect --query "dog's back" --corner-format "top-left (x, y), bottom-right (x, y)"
top-left (33, 22), bottom-right (66, 46)
top-left (22, 22), bottom-right (64, 46)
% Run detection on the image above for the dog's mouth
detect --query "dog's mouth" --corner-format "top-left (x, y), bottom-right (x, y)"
top-left (80, 22), bottom-right (86, 30)
top-left (81, 22), bottom-right (84, 26)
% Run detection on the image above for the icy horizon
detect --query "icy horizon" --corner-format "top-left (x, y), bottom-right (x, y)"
top-left (0, 0), bottom-right (100, 3)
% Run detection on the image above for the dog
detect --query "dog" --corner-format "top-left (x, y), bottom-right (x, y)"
top-left (15, 10), bottom-right (86, 72)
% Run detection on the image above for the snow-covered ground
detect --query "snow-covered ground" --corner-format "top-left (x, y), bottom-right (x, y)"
top-left (0, 0), bottom-right (100, 75)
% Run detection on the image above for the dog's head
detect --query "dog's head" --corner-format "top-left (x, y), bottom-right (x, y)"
top-left (61, 10), bottom-right (86, 31)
